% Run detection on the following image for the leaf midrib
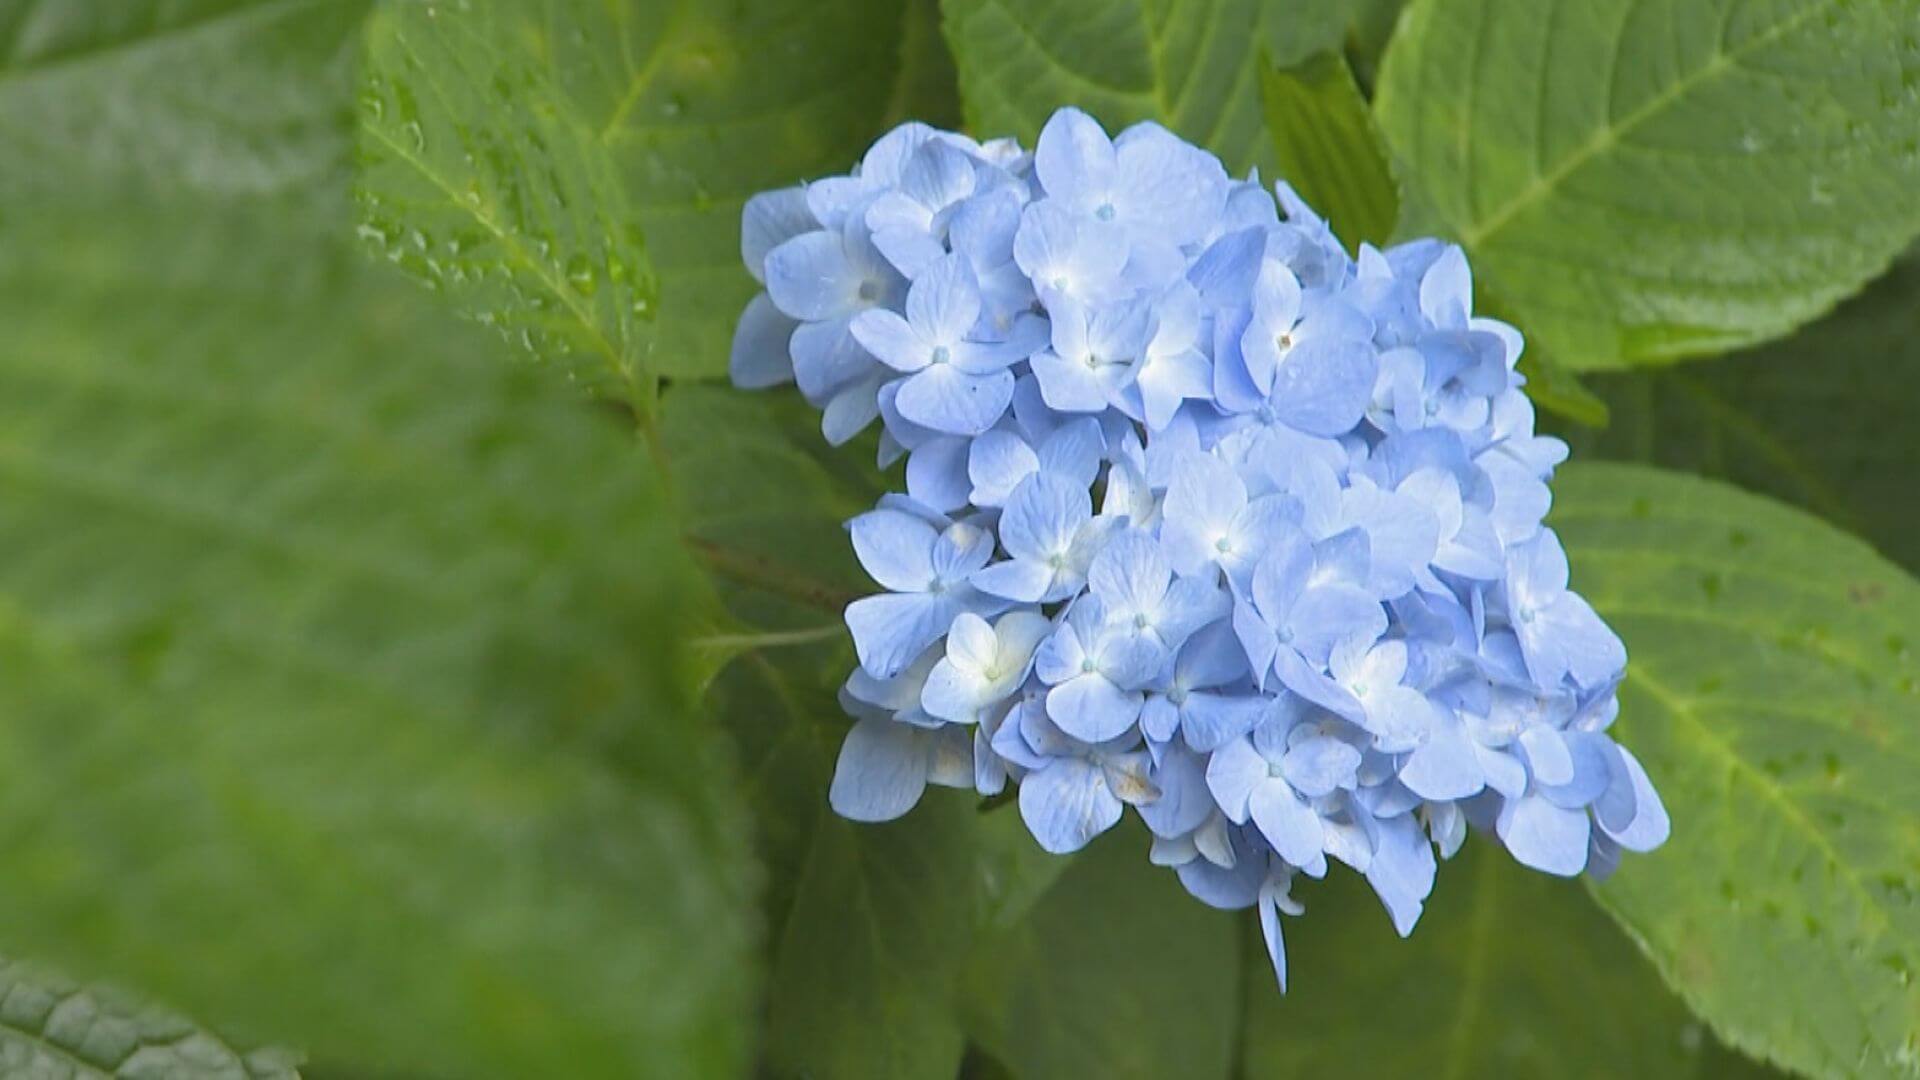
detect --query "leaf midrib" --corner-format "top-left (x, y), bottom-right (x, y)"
top-left (1447, 0), bottom-right (1842, 249)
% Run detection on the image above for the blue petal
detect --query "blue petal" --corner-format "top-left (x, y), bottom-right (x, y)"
top-left (741, 186), bottom-right (818, 283)
top-left (1045, 673), bottom-right (1143, 743)
top-left (765, 231), bottom-right (861, 321)
top-left (1248, 782), bottom-right (1324, 870)
top-left (1365, 813), bottom-right (1436, 935)
top-left (829, 718), bottom-right (930, 822)
top-left (729, 292), bottom-right (797, 389)
top-left (1497, 792), bottom-right (1591, 876)
top-left (848, 508), bottom-right (937, 591)
top-left (845, 592), bottom-right (959, 679)
top-left (1270, 337), bottom-right (1378, 437)
top-left (1019, 757), bottom-right (1125, 854)
top-left (895, 366), bottom-right (1014, 436)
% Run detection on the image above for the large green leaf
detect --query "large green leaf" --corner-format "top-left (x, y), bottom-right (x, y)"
top-left (358, 0), bottom-right (961, 392)
top-left (765, 797), bottom-right (980, 1080)
top-left (0, 200), bottom-right (754, 1079)
top-left (1553, 464), bottom-right (1920, 1080)
top-left (0, 956), bottom-right (300, 1079)
top-left (959, 823), bottom-right (1239, 1080)
top-left (1242, 842), bottom-right (1775, 1078)
top-left (358, 0), bottom-right (661, 408)
top-left (1558, 254), bottom-right (1920, 573)
top-left (940, 0), bottom-right (1347, 174)
top-left (1375, 0), bottom-right (1920, 370)
top-left (0, 0), bottom-right (370, 202)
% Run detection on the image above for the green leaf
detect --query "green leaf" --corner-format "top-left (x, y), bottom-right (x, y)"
top-left (940, 0), bottom-right (1347, 174)
top-left (1558, 253), bottom-right (1920, 571)
top-left (0, 199), bottom-right (755, 1080)
top-left (1552, 463), bottom-right (1920, 1080)
top-left (0, 955), bottom-right (300, 1079)
top-left (960, 823), bottom-right (1239, 1080)
top-left (1243, 841), bottom-right (1778, 1078)
top-left (359, 0), bottom-right (962, 391)
top-left (0, 0), bottom-right (371, 203)
top-left (358, 0), bottom-right (662, 410)
top-left (1374, 0), bottom-right (1920, 370)
top-left (1261, 50), bottom-right (1399, 250)
top-left (766, 796), bottom-right (979, 1080)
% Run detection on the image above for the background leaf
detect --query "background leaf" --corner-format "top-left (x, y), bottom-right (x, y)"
top-left (1261, 49), bottom-right (1399, 249)
top-left (959, 823), bottom-right (1239, 1080)
top-left (1242, 842), bottom-right (1777, 1078)
top-left (0, 956), bottom-right (300, 1079)
top-left (1557, 252), bottom-right (1920, 573)
top-left (0, 0), bottom-right (371, 202)
top-left (1553, 463), bottom-right (1920, 1080)
top-left (0, 199), bottom-right (754, 1080)
top-left (1375, 0), bottom-right (1920, 370)
top-left (940, 0), bottom-right (1347, 173)
top-left (358, 0), bottom-right (662, 408)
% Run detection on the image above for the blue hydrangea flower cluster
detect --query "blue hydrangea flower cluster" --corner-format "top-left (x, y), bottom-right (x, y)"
top-left (730, 108), bottom-right (1669, 988)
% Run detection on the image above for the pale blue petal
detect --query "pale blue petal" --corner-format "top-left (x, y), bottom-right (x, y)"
top-left (1270, 338), bottom-right (1378, 437)
top-left (906, 437), bottom-right (973, 514)
top-left (765, 231), bottom-right (861, 321)
top-left (848, 508), bottom-right (937, 591)
top-left (1020, 757), bottom-right (1125, 854)
top-left (967, 429), bottom-right (1039, 507)
top-left (1366, 813), bottom-right (1436, 935)
top-left (1204, 736), bottom-right (1268, 823)
top-left (1281, 734), bottom-right (1361, 798)
top-left (829, 718), bottom-right (929, 822)
top-left (729, 292), bottom-right (797, 389)
top-left (1497, 792), bottom-right (1590, 876)
top-left (1045, 674), bottom-right (1143, 742)
top-left (1180, 691), bottom-right (1271, 752)
top-left (1517, 725), bottom-right (1574, 786)
top-left (999, 472), bottom-right (1091, 560)
top-left (1139, 741), bottom-right (1213, 837)
top-left (1398, 711), bottom-right (1485, 800)
top-left (742, 187), bottom-right (819, 282)
top-left (896, 365), bottom-right (1015, 436)
top-left (851, 309), bottom-right (930, 373)
top-left (1034, 107), bottom-right (1115, 204)
top-left (1596, 743), bottom-right (1670, 853)
top-left (845, 592), bottom-right (959, 680)
top-left (1249, 782), bottom-right (1324, 869)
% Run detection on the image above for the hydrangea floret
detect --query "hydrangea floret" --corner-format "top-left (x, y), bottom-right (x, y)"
top-left (731, 108), bottom-right (1669, 988)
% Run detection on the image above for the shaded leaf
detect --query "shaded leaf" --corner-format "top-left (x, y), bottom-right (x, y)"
top-left (1557, 254), bottom-right (1920, 572)
top-left (0, 0), bottom-right (371, 202)
top-left (1375, 0), bottom-right (1920, 370)
top-left (1261, 50), bottom-right (1398, 250)
top-left (1243, 841), bottom-right (1777, 1078)
top-left (960, 823), bottom-right (1239, 1080)
top-left (0, 199), bottom-right (754, 1080)
top-left (940, 0), bottom-right (1348, 174)
top-left (1553, 464), bottom-right (1920, 1080)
